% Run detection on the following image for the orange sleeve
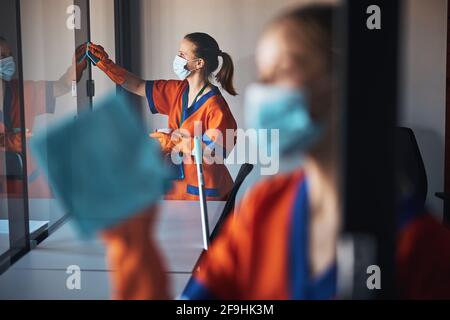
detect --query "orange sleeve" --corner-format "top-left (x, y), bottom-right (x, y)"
top-left (184, 171), bottom-right (303, 300)
top-left (189, 193), bottom-right (255, 299)
top-left (396, 214), bottom-right (450, 299)
top-left (203, 100), bottom-right (237, 158)
top-left (100, 207), bottom-right (169, 300)
top-left (145, 80), bottom-right (185, 115)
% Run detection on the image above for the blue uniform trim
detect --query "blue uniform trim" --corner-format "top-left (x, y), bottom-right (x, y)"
top-left (187, 184), bottom-right (220, 197)
top-left (168, 163), bottom-right (185, 180)
top-left (291, 179), bottom-right (309, 299)
top-left (163, 153), bottom-right (185, 181)
top-left (308, 264), bottom-right (338, 300)
top-left (202, 134), bottom-right (214, 146)
top-left (180, 86), bottom-right (219, 127)
top-left (202, 134), bottom-right (227, 159)
top-left (46, 81), bottom-right (56, 114)
top-left (290, 178), bottom-right (337, 300)
top-left (397, 195), bottom-right (426, 231)
top-left (146, 81), bottom-right (158, 114)
top-left (181, 277), bottom-right (217, 300)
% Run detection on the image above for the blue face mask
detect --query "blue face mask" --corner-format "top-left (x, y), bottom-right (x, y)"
top-left (244, 83), bottom-right (322, 154)
top-left (173, 55), bottom-right (201, 80)
top-left (0, 56), bottom-right (16, 81)
top-left (173, 55), bottom-right (191, 80)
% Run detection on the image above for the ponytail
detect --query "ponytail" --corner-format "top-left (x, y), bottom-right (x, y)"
top-left (216, 51), bottom-right (237, 96)
top-left (185, 32), bottom-right (238, 96)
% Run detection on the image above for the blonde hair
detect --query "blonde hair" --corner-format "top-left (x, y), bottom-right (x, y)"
top-left (270, 4), bottom-right (338, 168)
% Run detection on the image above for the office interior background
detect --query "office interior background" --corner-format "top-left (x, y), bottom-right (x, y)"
top-left (0, 0), bottom-right (448, 299)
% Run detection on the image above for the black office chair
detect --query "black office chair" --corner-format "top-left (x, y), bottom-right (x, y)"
top-left (4, 152), bottom-right (24, 180)
top-left (209, 163), bottom-right (254, 242)
top-left (395, 127), bottom-right (428, 210)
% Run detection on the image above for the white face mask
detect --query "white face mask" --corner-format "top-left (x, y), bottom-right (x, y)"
top-left (173, 55), bottom-right (200, 80)
top-left (173, 55), bottom-right (191, 80)
top-left (0, 56), bottom-right (16, 81)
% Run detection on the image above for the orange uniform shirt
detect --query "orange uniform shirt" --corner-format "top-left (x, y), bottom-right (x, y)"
top-left (146, 80), bottom-right (237, 201)
top-left (183, 169), bottom-right (450, 299)
top-left (185, 170), bottom-right (308, 299)
top-left (0, 80), bottom-right (56, 198)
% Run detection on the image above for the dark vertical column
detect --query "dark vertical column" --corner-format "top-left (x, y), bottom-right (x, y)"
top-left (114, 0), bottom-right (142, 116)
top-left (74, 0), bottom-right (93, 112)
top-left (340, 0), bottom-right (401, 299)
top-left (3, 0), bottom-right (31, 266)
top-left (442, 2), bottom-right (450, 224)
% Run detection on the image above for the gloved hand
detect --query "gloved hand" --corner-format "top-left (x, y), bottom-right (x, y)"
top-left (150, 130), bottom-right (194, 156)
top-left (87, 42), bottom-right (127, 85)
top-left (171, 131), bottom-right (194, 156)
top-left (0, 128), bottom-right (32, 151)
top-left (59, 44), bottom-right (88, 86)
top-left (149, 131), bottom-right (176, 155)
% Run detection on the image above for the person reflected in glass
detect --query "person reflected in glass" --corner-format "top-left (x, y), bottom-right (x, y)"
top-left (0, 36), bottom-right (87, 198)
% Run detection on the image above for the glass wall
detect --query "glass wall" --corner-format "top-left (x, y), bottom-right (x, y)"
top-left (0, 0), bottom-right (29, 266)
top-left (0, 0), bottom-right (92, 269)
top-left (19, 0), bottom-right (91, 235)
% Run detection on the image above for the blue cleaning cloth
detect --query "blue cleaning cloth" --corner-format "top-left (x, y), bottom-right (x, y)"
top-left (30, 93), bottom-right (171, 238)
top-left (85, 42), bottom-right (100, 65)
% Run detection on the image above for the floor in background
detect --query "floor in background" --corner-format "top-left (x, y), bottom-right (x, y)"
top-left (0, 200), bottom-right (224, 299)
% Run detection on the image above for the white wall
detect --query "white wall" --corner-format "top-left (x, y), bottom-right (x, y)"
top-left (20, 0), bottom-right (78, 123)
top-left (400, 0), bottom-right (448, 216)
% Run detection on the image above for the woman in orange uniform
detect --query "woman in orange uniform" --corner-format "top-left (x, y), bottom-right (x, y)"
top-left (87, 33), bottom-right (237, 201)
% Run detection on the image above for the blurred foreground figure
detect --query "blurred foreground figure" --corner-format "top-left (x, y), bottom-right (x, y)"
top-left (183, 4), bottom-right (450, 299)
top-left (30, 94), bottom-right (171, 299)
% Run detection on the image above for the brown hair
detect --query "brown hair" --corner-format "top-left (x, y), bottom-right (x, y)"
top-left (271, 4), bottom-right (338, 167)
top-left (184, 32), bottom-right (237, 96)
top-left (271, 5), bottom-right (334, 80)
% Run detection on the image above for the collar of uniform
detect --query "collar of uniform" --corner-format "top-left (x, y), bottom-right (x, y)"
top-left (290, 177), bottom-right (337, 299)
top-left (180, 85), bottom-right (220, 127)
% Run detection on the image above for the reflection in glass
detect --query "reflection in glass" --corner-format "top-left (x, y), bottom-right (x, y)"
top-left (19, 0), bottom-right (88, 231)
top-left (0, 0), bottom-right (27, 259)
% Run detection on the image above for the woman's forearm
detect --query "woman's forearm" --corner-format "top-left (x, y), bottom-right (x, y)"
top-left (121, 71), bottom-right (146, 97)
top-left (53, 73), bottom-right (72, 98)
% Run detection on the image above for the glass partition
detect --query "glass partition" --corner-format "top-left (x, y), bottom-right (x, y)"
top-left (0, 0), bottom-right (29, 266)
top-left (19, 0), bottom-right (91, 236)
